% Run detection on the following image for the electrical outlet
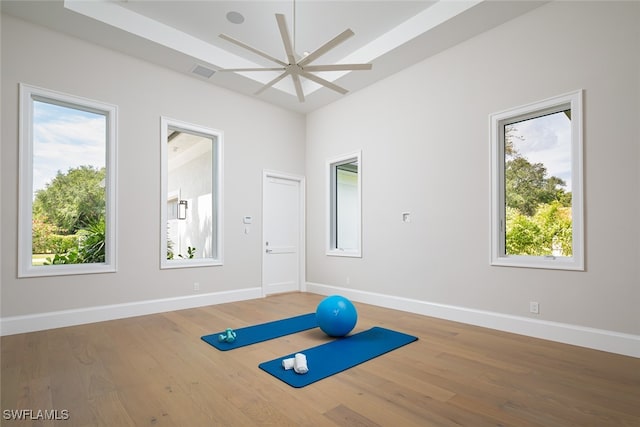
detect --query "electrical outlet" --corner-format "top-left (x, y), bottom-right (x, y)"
top-left (194, 282), bottom-right (200, 291)
top-left (529, 301), bottom-right (539, 314)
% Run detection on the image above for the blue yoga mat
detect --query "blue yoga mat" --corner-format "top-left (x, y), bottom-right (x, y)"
top-left (201, 313), bottom-right (318, 351)
top-left (259, 326), bottom-right (418, 388)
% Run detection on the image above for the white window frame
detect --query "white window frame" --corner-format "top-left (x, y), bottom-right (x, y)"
top-left (18, 83), bottom-right (118, 277)
top-left (160, 117), bottom-right (223, 269)
top-left (327, 151), bottom-right (362, 257)
top-left (490, 90), bottom-right (584, 270)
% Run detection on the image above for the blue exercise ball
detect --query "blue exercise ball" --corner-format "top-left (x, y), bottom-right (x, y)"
top-left (316, 295), bottom-right (358, 337)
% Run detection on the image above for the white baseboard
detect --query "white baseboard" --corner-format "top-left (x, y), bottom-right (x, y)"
top-left (306, 282), bottom-right (640, 358)
top-left (4, 283), bottom-right (638, 358)
top-left (0, 287), bottom-right (263, 336)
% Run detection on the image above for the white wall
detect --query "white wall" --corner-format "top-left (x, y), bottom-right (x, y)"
top-left (1, 2), bottom-right (638, 355)
top-left (306, 1), bottom-right (640, 336)
top-left (1, 14), bottom-right (305, 320)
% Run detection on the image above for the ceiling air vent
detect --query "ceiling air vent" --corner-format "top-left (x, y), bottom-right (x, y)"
top-left (191, 64), bottom-right (216, 79)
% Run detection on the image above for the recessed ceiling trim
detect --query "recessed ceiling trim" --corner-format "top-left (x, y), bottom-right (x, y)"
top-left (305, 0), bottom-right (483, 87)
top-left (224, 1), bottom-right (483, 99)
top-left (37, 0), bottom-right (546, 111)
top-left (64, 0), bottom-right (303, 97)
top-left (63, 0), bottom-right (469, 100)
top-left (63, 1), bottom-right (266, 74)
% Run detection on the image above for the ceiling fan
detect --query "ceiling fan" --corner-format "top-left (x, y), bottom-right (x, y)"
top-left (217, 13), bottom-right (372, 102)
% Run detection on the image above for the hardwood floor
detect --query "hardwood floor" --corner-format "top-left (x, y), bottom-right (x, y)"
top-left (1, 292), bottom-right (639, 426)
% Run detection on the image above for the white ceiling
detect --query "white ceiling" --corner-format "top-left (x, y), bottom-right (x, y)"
top-left (2, 0), bottom-right (546, 113)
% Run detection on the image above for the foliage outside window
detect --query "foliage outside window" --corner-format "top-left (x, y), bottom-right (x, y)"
top-left (19, 84), bottom-right (117, 277)
top-left (491, 91), bottom-right (584, 270)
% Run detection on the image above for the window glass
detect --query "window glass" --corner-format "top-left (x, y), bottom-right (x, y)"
top-left (161, 118), bottom-right (222, 268)
top-left (328, 152), bottom-right (361, 257)
top-left (335, 161), bottom-right (359, 251)
top-left (19, 84), bottom-right (117, 277)
top-left (491, 91), bottom-right (583, 270)
top-left (504, 110), bottom-right (572, 256)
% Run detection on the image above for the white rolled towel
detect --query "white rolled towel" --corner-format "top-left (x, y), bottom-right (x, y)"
top-left (282, 357), bottom-right (295, 370)
top-left (294, 353), bottom-right (308, 374)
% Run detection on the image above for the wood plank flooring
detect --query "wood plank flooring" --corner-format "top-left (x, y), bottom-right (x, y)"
top-left (1, 292), bottom-right (639, 426)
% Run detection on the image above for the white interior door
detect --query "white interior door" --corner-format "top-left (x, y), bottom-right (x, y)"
top-left (262, 171), bottom-right (305, 296)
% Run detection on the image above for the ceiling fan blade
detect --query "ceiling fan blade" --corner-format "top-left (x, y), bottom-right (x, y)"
top-left (275, 14), bottom-right (297, 65)
top-left (301, 71), bottom-right (348, 95)
top-left (218, 67), bottom-right (285, 72)
top-left (255, 70), bottom-right (290, 96)
top-left (298, 28), bottom-right (355, 67)
top-left (290, 72), bottom-right (305, 102)
top-left (302, 63), bottom-right (372, 72)
top-left (219, 33), bottom-right (287, 67)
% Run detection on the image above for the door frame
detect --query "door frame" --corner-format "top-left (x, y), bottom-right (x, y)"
top-left (262, 170), bottom-right (306, 297)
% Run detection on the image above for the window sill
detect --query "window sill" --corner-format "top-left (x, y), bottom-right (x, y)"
top-left (326, 249), bottom-right (362, 258)
top-left (491, 255), bottom-right (584, 271)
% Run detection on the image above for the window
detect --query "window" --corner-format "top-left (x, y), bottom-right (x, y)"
top-left (327, 151), bottom-right (362, 257)
top-left (18, 84), bottom-right (117, 277)
top-left (160, 117), bottom-right (223, 268)
top-left (490, 90), bottom-right (584, 270)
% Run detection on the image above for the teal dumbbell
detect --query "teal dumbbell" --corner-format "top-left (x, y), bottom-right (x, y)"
top-left (218, 328), bottom-right (236, 343)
